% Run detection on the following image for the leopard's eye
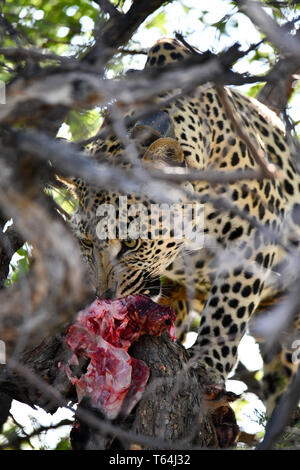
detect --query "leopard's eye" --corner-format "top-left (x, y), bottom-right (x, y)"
top-left (80, 238), bottom-right (93, 248)
top-left (122, 239), bottom-right (139, 249)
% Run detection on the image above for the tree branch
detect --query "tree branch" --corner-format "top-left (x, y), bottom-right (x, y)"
top-left (257, 368), bottom-right (300, 449)
top-left (0, 330), bottom-right (239, 449)
top-left (83, 0), bottom-right (173, 66)
top-left (93, 0), bottom-right (123, 18)
top-left (238, 0), bottom-right (300, 61)
top-left (215, 84), bottom-right (278, 178)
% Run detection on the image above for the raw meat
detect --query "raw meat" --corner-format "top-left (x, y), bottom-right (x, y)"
top-left (65, 295), bottom-right (175, 419)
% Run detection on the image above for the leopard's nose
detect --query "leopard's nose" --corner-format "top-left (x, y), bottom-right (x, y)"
top-left (101, 288), bottom-right (116, 300)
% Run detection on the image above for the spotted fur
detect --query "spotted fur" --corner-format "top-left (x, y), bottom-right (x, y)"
top-left (69, 38), bottom-right (300, 414)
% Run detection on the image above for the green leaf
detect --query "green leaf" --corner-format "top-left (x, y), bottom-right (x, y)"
top-left (55, 437), bottom-right (71, 450)
top-left (66, 109), bottom-right (102, 141)
top-left (145, 11), bottom-right (167, 35)
top-left (246, 83), bottom-right (265, 98)
top-left (5, 244), bottom-right (30, 286)
top-left (182, 5), bottom-right (191, 14)
top-left (17, 246), bottom-right (28, 257)
top-left (212, 19), bottom-right (228, 36)
top-left (49, 187), bottom-right (77, 215)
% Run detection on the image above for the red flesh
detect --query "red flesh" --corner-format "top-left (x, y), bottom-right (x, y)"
top-left (65, 295), bottom-right (175, 419)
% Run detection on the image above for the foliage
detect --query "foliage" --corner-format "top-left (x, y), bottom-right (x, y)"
top-left (5, 244), bottom-right (30, 286)
top-left (55, 437), bottom-right (71, 450)
top-left (145, 11), bottom-right (168, 35)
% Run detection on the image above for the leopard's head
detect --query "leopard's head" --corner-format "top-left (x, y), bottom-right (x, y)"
top-left (71, 114), bottom-right (198, 299)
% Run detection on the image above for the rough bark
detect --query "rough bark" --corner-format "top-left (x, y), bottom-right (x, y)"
top-left (129, 334), bottom-right (219, 449)
top-left (0, 330), bottom-right (240, 449)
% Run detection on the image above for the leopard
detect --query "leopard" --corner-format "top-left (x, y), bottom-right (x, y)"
top-left (67, 38), bottom-right (300, 416)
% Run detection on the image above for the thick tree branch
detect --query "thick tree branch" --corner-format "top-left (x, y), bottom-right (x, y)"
top-left (0, 1), bottom-right (170, 136)
top-left (1, 46), bottom-right (262, 132)
top-left (0, 331), bottom-right (239, 449)
top-left (93, 0), bottom-right (123, 18)
top-left (0, 145), bottom-right (92, 354)
top-left (83, 0), bottom-right (173, 66)
top-left (257, 29), bottom-right (300, 114)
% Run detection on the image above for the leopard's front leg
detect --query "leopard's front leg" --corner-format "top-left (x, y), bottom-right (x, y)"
top-left (192, 243), bottom-right (277, 386)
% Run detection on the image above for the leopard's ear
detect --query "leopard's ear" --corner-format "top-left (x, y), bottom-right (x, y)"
top-left (142, 137), bottom-right (184, 167)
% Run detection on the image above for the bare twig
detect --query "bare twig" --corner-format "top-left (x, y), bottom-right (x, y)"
top-left (238, 0), bottom-right (300, 60)
top-left (0, 51), bottom-right (262, 128)
top-left (257, 368), bottom-right (300, 449)
top-left (216, 85), bottom-right (278, 178)
top-left (0, 418), bottom-right (72, 449)
top-left (0, 47), bottom-right (77, 64)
